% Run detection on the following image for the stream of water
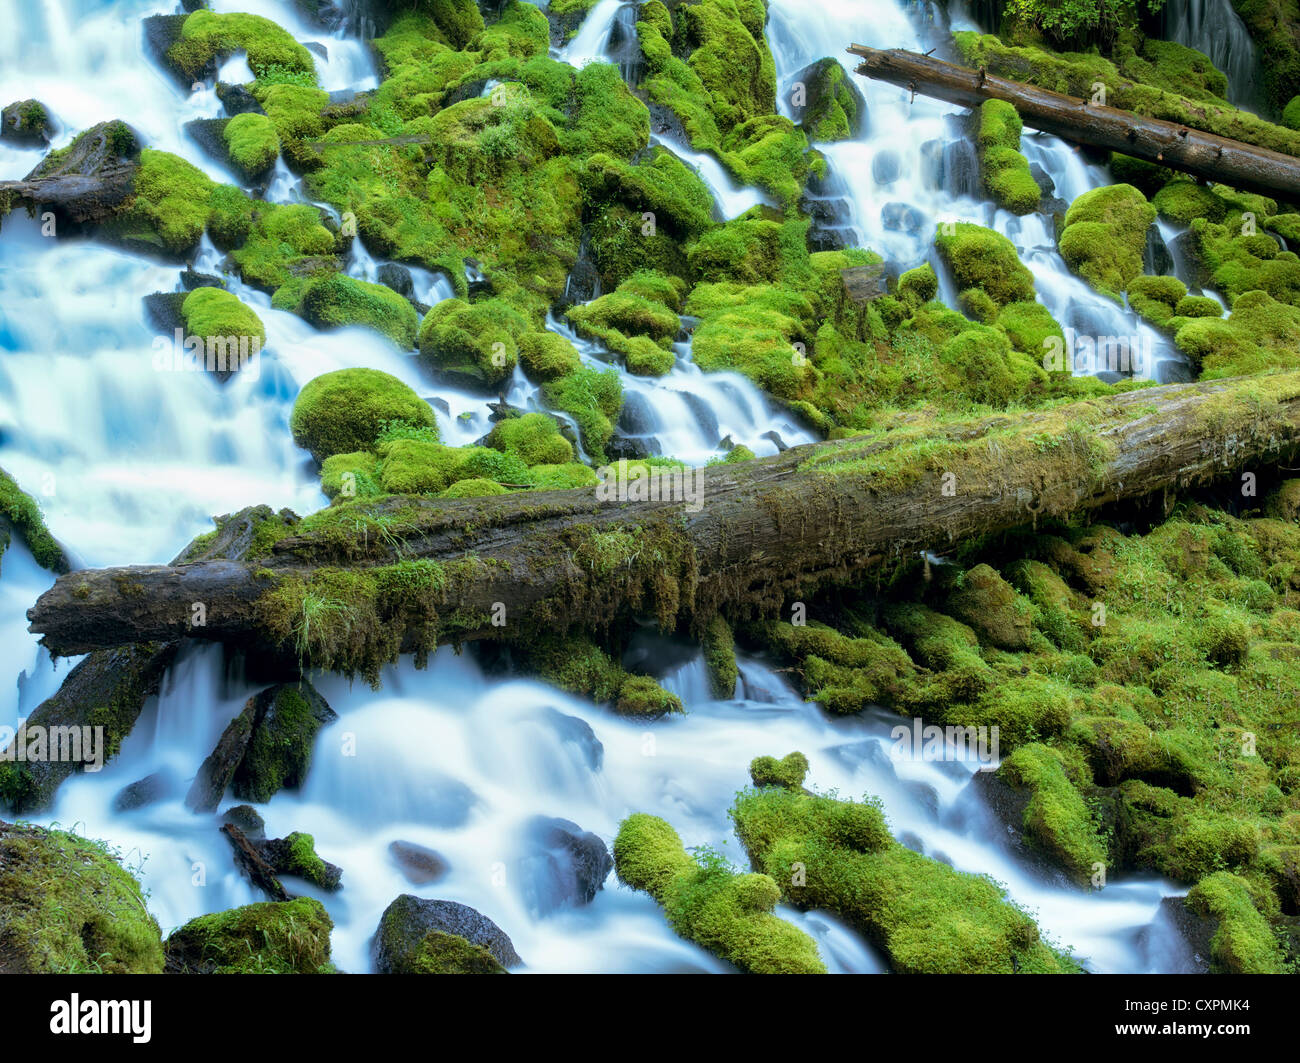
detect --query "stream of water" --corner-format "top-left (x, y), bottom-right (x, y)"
top-left (0, 0), bottom-right (1222, 972)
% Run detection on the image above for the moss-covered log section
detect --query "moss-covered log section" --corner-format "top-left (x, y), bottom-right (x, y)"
top-left (848, 45), bottom-right (1300, 201)
top-left (25, 373), bottom-right (1300, 680)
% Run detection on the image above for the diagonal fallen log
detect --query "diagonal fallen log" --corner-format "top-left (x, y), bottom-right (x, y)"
top-left (847, 45), bottom-right (1300, 202)
top-left (25, 373), bottom-right (1300, 678)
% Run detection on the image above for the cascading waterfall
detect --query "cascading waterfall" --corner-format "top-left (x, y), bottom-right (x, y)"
top-left (0, 0), bottom-right (1226, 972)
top-left (1163, 0), bottom-right (1265, 113)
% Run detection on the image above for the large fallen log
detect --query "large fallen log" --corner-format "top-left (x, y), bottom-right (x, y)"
top-left (847, 45), bottom-right (1300, 202)
top-left (25, 373), bottom-right (1300, 678)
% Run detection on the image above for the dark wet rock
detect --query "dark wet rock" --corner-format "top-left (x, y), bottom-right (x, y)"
top-left (143, 15), bottom-right (190, 87)
top-left (872, 150), bottom-right (901, 186)
top-left (183, 116), bottom-right (234, 172)
top-left (112, 771), bottom-right (173, 812)
top-left (617, 391), bottom-right (659, 436)
top-left (443, 79), bottom-right (489, 108)
top-left (519, 816), bottom-right (613, 916)
top-left (186, 680), bottom-right (337, 812)
top-left (373, 895), bottom-right (521, 973)
top-left (761, 429), bottom-right (789, 452)
top-left (376, 261), bottom-right (414, 298)
top-left (304, 41), bottom-right (329, 61)
top-left (258, 832), bottom-right (343, 891)
top-left (186, 700), bottom-right (256, 813)
top-left (940, 137), bottom-right (980, 199)
top-left (1172, 230), bottom-right (1213, 291)
top-left (1144, 223), bottom-right (1175, 276)
top-left (389, 840), bottom-right (450, 885)
top-left (1150, 896), bottom-right (1213, 974)
top-left (606, 433), bottom-right (655, 461)
top-left (648, 102), bottom-right (689, 144)
top-left (143, 291), bottom-right (187, 334)
top-left (840, 262), bottom-right (887, 303)
top-left (222, 804), bottom-right (266, 841)
top-left (679, 391), bottom-right (720, 442)
top-left (216, 82), bottom-right (264, 117)
top-left (0, 643), bottom-right (179, 814)
top-left (901, 779), bottom-right (941, 820)
top-left (181, 268), bottom-right (224, 291)
top-left (558, 235), bottom-right (602, 310)
top-left (898, 830), bottom-right (926, 853)
top-left (1, 99), bottom-right (55, 145)
top-left (0, 120), bottom-right (141, 227)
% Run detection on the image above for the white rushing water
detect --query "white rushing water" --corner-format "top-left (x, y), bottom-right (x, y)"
top-left (0, 0), bottom-right (1214, 972)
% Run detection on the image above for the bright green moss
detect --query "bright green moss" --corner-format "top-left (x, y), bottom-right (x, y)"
top-left (797, 58), bottom-right (863, 142)
top-left (947, 563), bottom-right (1037, 650)
top-left (731, 778), bottom-right (1077, 973)
top-left (1127, 274), bottom-right (1188, 328)
top-left (320, 451), bottom-right (383, 501)
top-left (231, 202), bottom-right (338, 292)
top-left (935, 223), bottom-right (1036, 310)
top-left (749, 751), bottom-right (809, 790)
top-left (485, 413), bottom-right (573, 466)
top-left (0, 823), bottom-right (164, 973)
top-left (526, 462), bottom-right (599, 489)
top-left (541, 365), bottom-right (623, 463)
top-left (164, 898), bottom-right (333, 974)
top-left (0, 468), bottom-right (63, 573)
top-left (562, 61), bottom-right (650, 159)
top-left (999, 743), bottom-right (1108, 885)
top-left (114, 149), bottom-right (215, 255)
top-left (290, 368), bottom-right (437, 462)
top-left (1175, 290), bottom-right (1300, 376)
top-left (181, 287), bottom-right (266, 348)
top-left (417, 297), bottom-right (528, 389)
top-left (167, 10), bottom-right (317, 83)
top-left (1185, 872), bottom-right (1286, 973)
top-left (517, 331), bottom-right (581, 382)
top-left (1058, 184), bottom-right (1155, 300)
top-left (612, 813), bottom-right (825, 974)
top-left (295, 273), bottom-right (418, 348)
top-left (440, 477), bottom-right (508, 498)
top-left (615, 675), bottom-right (685, 719)
top-left (222, 112), bottom-right (279, 179)
top-left (702, 615), bottom-right (739, 699)
top-left (977, 100), bottom-right (1040, 215)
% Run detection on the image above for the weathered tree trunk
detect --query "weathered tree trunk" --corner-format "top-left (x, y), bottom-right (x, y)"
top-left (848, 45), bottom-right (1300, 201)
top-left (24, 374), bottom-right (1300, 667)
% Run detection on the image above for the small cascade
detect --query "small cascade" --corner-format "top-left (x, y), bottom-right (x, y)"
top-left (1162, 0), bottom-right (1266, 112)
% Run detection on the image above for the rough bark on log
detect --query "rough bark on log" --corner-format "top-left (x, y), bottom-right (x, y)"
top-left (847, 45), bottom-right (1300, 201)
top-left (24, 374), bottom-right (1300, 670)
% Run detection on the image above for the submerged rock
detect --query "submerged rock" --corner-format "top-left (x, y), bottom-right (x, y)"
top-left (258, 831), bottom-right (343, 891)
top-left (112, 771), bottom-right (173, 812)
top-left (372, 895), bottom-right (521, 973)
top-left (389, 840), bottom-right (450, 885)
top-left (0, 820), bottom-right (164, 973)
top-left (518, 816), bottom-right (613, 916)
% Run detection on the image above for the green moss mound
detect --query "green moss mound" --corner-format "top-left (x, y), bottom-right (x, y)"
top-left (977, 100), bottom-right (1040, 215)
top-left (612, 812), bottom-right (826, 973)
top-left (295, 273), bottom-right (418, 348)
top-left (181, 286), bottom-right (266, 348)
top-left (166, 10), bottom-right (316, 83)
top-left (222, 112), bottom-right (280, 179)
top-left (417, 297), bottom-right (527, 389)
top-left (290, 368), bottom-right (437, 462)
top-left (485, 412), bottom-right (573, 466)
top-left (0, 822), bottom-right (164, 973)
top-left (1058, 184), bottom-right (1155, 300)
top-left (0, 468), bottom-right (64, 574)
top-left (164, 897), bottom-right (333, 974)
top-left (731, 771), bottom-right (1078, 973)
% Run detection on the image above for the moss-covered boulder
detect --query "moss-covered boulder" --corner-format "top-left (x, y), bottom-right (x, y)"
top-left (790, 57), bottom-right (866, 142)
top-left (731, 766), bottom-right (1079, 972)
top-left (186, 681), bottom-right (338, 810)
top-left (517, 330), bottom-right (582, 382)
top-left (977, 99), bottom-right (1040, 215)
top-left (296, 273), bottom-right (419, 348)
top-left (1058, 184), bottom-right (1155, 300)
top-left (935, 223), bottom-right (1036, 312)
top-left (702, 615), bottom-right (738, 698)
top-left (946, 563), bottom-right (1036, 650)
top-left (612, 812), bottom-right (826, 973)
top-left (417, 297), bottom-right (527, 389)
top-left (222, 112), bottom-right (279, 180)
top-left (290, 368), bottom-right (437, 462)
top-left (485, 412), bottom-right (573, 466)
top-left (1184, 872), bottom-right (1286, 974)
top-left (163, 10), bottom-right (317, 83)
top-left (257, 831), bottom-right (343, 891)
top-left (1, 99), bottom-right (53, 145)
top-left (0, 822), bottom-right (164, 973)
top-left (372, 894), bottom-right (520, 973)
top-left (164, 897), bottom-right (333, 973)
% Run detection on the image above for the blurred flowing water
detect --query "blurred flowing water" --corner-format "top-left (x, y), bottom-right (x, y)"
top-left (0, 0), bottom-right (1209, 971)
